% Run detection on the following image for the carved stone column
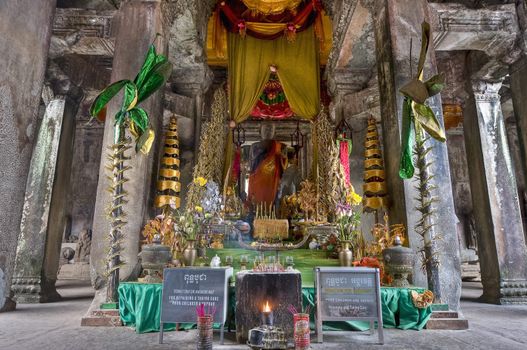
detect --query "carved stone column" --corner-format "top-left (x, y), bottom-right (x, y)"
top-left (90, 0), bottom-right (168, 289)
top-left (0, 0), bottom-right (56, 311)
top-left (463, 79), bottom-right (527, 304)
top-left (510, 56), bottom-right (527, 232)
top-left (372, 0), bottom-right (462, 310)
top-left (11, 88), bottom-right (80, 303)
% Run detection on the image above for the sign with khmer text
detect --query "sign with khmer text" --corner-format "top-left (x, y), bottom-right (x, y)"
top-left (159, 267), bottom-right (233, 344)
top-left (314, 267), bottom-right (383, 344)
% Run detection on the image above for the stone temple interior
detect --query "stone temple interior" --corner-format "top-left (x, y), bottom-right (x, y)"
top-left (1, 0), bottom-right (527, 349)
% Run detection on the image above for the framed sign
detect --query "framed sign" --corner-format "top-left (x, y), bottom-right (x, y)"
top-left (159, 267), bottom-right (233, 344)
top-left (314, 267), bottom-right (383, 344)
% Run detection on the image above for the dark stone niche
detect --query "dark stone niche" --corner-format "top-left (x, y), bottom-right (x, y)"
top-left (235, 271), bottom-right (302, 344)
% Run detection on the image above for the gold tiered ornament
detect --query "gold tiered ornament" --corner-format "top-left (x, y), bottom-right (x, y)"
top-left (363, 117), bottom-right (387, 215)
top-left (155, 116), bottom-right (181, 210)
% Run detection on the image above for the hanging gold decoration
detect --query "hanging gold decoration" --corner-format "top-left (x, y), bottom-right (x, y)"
top-left (363, 117), bottom-right (387, 212)
top-left (186, 86), bottom-right (228, 210)
top-left (241, 0), bottom-right (302, 15)
top-left (155, 116), bottom-right (181, 209)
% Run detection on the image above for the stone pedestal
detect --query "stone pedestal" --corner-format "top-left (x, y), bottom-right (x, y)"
top-left (11, 96), bottom-right (78, 303)
top-left (463, 79), bottom-right (527, 304)
top-left (235, 271), bottom-right (302, 344)
top-left (58, 263), bottom-right (91, 281)
top-left (90, 0), bottom-right (168, 290)
top-left (372, 0), bottom-right (462, 310)
top-left (0, 0), bottom-right (56, 311)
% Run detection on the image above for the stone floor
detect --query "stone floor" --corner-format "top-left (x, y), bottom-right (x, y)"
top-left (0, 280), bottom-right (526, 350)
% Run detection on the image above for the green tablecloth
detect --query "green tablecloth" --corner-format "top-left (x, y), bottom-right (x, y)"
top-left (118, 282), bottom-right (431, 334)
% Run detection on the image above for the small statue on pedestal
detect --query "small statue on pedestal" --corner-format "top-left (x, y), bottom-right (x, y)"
top-left (75, 229), bottom-right (92, 263)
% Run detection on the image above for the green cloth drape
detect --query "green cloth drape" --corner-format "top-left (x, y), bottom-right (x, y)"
top-left (119, 283), bottom-right (431, 334)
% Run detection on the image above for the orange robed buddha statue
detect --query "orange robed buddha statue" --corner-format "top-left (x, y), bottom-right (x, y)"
top-left (248, 124), bottom-right (286, 207)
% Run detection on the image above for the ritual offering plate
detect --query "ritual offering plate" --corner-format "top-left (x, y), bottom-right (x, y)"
top-left (247, 326), bottom-right (287, 350)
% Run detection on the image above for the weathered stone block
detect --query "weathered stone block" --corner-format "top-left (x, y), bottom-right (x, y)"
top-left (426, 318), bottom-right (469, 330)
top-left (235, 270), bottom-right (302, 344)
top-left (58, 262), bottom-right (91, 281)
top-left (81, 308), bottom-right (122, 327)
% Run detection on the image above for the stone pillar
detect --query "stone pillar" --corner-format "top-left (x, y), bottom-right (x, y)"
top-left (91, 0), bottom-right (167, 289)
top-left (510, 56), bottom-right (527, 235)
top-left (0, 0), bottom-right (56, 311)
top-left (372, 0), bottom-right (462, 309)
top-left (11, 92), bottom-right (79, 303)
top-left (463, 79), bottom-right (527, 304)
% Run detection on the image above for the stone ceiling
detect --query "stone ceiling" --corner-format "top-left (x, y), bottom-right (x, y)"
top-left (51, 0), bottom-right (525, 121)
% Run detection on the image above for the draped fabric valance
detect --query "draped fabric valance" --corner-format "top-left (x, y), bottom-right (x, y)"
top-left (241, 0), bottom-right (303, 15)
top-left (228, 26), bottom-right (320, 121)
top-left (219, 0), bottom-right (323, 40)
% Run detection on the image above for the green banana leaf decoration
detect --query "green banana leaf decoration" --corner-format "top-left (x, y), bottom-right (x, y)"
top-left (88, 43), bottom-right (172, 303)
top-left (90, 44), bottom-right (173, 153)
top-left (398, 22), bottom-right (446, 179)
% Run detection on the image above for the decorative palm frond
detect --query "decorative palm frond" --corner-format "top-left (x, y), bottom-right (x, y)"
top-left (90, 42), bottom-right (172, 303)
top-left (399, 22), bottom-right (445, 302)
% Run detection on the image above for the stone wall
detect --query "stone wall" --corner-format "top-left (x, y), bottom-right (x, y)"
top-left (69, 110), bottom-right (104, 240)
top-left (0, 0), bottom-right (56, 311)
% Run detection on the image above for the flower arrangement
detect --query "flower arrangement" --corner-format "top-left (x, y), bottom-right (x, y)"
top-left (335, 189), bottom-right (364, 258)
top-left (178, 210), bottom-right (200, 241)
top-left (141, 213), bottom-right (185, 256)
top-left (365, 213), bottom-right (407, 258)
top-left (335, 202), bottom-right (361, 242)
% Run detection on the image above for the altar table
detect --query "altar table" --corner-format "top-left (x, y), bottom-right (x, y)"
top-left (118, 282), bottom-right (431, 334)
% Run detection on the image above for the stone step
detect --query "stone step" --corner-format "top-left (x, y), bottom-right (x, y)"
top-left (430, 303), bottom-right (450, 311)
top-left (81, 309), bottom-right (122, 327)
top-left (431, 311), bottom-right (459, 319)
top-left (81, 315), bottom-right (122, 327)
top-left (426, 318), bottom-right (469, 330)
top-left (91, 309), bottom-right (120, 317)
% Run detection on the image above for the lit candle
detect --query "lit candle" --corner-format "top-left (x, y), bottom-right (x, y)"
top-left (262, 301), bottom-right (273, 327)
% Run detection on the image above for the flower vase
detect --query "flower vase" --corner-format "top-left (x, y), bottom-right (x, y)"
top-left (339, 241), bottom-right (353, 267)
top-left (183, 239), bottom-right (197, 267)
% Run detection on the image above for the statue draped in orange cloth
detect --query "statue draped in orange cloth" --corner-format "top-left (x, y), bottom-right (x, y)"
top-left (248, 124), bottom-right (284, 206)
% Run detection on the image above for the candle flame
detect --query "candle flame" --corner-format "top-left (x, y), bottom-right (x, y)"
top-left (263, 301), bottom-right (271, 313)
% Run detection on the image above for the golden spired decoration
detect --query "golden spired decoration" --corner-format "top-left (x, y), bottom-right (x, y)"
top-left (312, 110), bottom-right (349, 219)
top-left (155, 116), bottom-right (181, 209)
top-left (186, 86), bottom-right (228, 210)
top-left (363, 117), bottom-right (387, 215)
top-left (241, 0), bottom-right (302, 15)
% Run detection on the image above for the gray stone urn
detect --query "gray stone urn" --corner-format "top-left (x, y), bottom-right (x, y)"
top-left (382, 236), bottom-right (414, 287)
top-left (138, 236), bottom-right (171, 283)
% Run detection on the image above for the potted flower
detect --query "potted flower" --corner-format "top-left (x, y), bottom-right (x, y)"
top-left (335, 191), bottom-right (362, 266)
top-left (179, 209), bottom-right (200, 266)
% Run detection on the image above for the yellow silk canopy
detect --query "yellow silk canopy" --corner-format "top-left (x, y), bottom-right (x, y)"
top-left (228, 26), bottom-right (320, 121)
